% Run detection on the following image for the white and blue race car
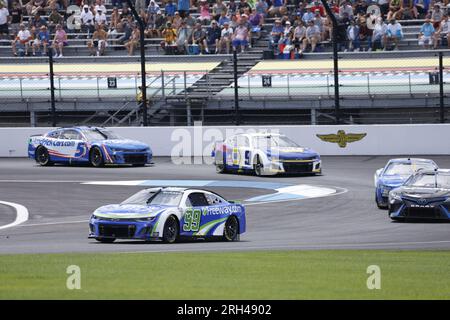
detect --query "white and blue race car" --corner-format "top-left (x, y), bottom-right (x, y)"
top-left (28, 126), bottom-right (152, 167)
top-left (213, 133), bottom-right (321, 176)
top-left (89, 187), bottom-right (246, 243)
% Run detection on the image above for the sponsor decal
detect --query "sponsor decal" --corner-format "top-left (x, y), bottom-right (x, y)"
top-left (35, 138), bottom-right (76, 147)
top-left (316, 130), bottom-right (366, 148)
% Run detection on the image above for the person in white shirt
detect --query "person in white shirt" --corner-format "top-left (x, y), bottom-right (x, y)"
top-left (0, 2), bottom-right (9, 40)
top-left (95, 9), bottom-right (107, 25)
top-left (94, 0), bottom-right (107, 15)
top-left (80, 4), bottom-right (95, 35)
top-left (220, 21), bottom-right (233, 53)
top-left (305, 20), bottom-right (320, 52)
top-left (12, 23), bottom-right (31, 56)
top-left (386, 18), bottom-right (403, 50)
top-left (372, 17), bottom-right (387, 50)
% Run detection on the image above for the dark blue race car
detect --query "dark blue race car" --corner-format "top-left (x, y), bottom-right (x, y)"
top-left (374, 158), bottom-right (438, 209)
top-left (28, 126), bottom-right (152, 167)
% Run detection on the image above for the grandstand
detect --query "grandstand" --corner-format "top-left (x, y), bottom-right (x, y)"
top-left (0, 0), bottom-right (449, 126)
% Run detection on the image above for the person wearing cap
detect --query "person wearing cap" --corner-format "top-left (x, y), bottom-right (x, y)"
top-left (418, 18), bottom-right (437, 49)
top-left (269, 19), bottom-right (283, 53)
top-left (386, 18), bottom-right (403, 50)
top-left (80, 4), bottom-right (95, 36)
top-left (206, 20), bottom-right (221, 53)
top-left (12, 23), bottom-right (31, 56)
top-left (305, 19), bottom-right (320, 52)
top-left (176, 20), bottom-right (192, 53)
top-left (191, 22), bottom-right (209, 53)
top-left (219, 21), bottom-right (233, 53)
top-left (32, 24), bottom-right (49, 55)
top-left (88, 23), bottom-right (108, 56)
top-left (437, 14), bottom-right (449, 48)
top-left (95, 7), bottom-right (107, 25)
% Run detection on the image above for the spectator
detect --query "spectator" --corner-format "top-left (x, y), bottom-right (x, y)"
top-left (125, 24), bottom-right (139, 55)
top-left (88, 23), bottom-right (108, 56)
top-left (212, 0), bottom-right (227, 21)
top-left (165, 0), bottom-right (177, 17)
top-left (184, 12), bottom-right (196, 27)
top-left (249, 9), bottom-right (263, 39)
top-left (48, 7), bottom-right (63, 33)
top-left (135, 0), bottom-right (146, 12)
top-left (33, 24), bottom-right (49, 55)
top-left (25, 0), bottom-right (45, 16)
top-left (161, 21), bottom-right (177, 54)
top-left (176, 20), bottom-right (192, 53)
top-left (305, 19), bottom-right (320, 52)
top-left (292, 20), bottom-right (306, 52)
top-left (110, 7), bottom-right (120, 30)
top-left (431, 4), bottom-right (444, 29)
top-left (227, 0), bottom-right (238, 15)
top-left (237, 0), bottom-right (250, 14)
top-left (437, 14), bottom-right (449, 48)
top-left (387, 0), bottom-right (404, 21)
top-left (386, 18), bottom-right (403, 50)
top-left (178, 0), bottom-right (190, 18)
top-left (339, 0), bottom-right (354, 19)
top-left (354, 0), bottom-right (368, 17)
top-left (269, 19), bottom-right (283, 52)
top-left (171, 11), bottom-right (183, 29)
top-left (302, 7), bottom-right (314, 24)
top-left (95, 7), bottom-right (107, 26)
top-left (94, 0), bottom-right (106, 14)
top-left (115, 21), bottom-right (131, 44)
top-left (418, 17), bottom-right (437, 49)
top-left (9, 1), bottom-right (22, 37)
top-left (52, 23), bottom-right (67, 57)
top-left (0, 1), bottom-right (9, 40)
top-left (147, 0), bottom-right (161, 20)
top-left (198, 0), bottom-right (211, 24)
top-left (347, 19), bottom-right (360, 51)
top-left (120, 5), bottom-right (132, 20)
top-left (372, 16), bottom-right (387, 50)
top-left (310, 1), bottom-right (325, 16)
top-left (358, 16), bottom-right (373, 51)
top-left (232, 19), bottom-right (249, 52)
top-left (219, 20), bottom-right (233, 53)
top-left (206, 19), bottom-right (221, 53)
top-left (218, 10), bottom-right (230, 26)
top-left (412, 0), bottom-right (430, 19)
top-left (12, 23), bottom-right (31, 56)
top-left (255, 0), bottom-right (268, 18)
top-left (30, 11), bottom-right (47, 29)
top-left (378, 0), bottom-right (390, 17)
top-left (80, 4), bottom-right (95, 36)
top-left (191, 22), bottom-right (208, 53)
top-left (269, 0), bottom-right (287, 17)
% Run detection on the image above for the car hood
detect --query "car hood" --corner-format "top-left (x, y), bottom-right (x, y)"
top-left (269, 147), bottom-right (319, 160)
top-left (93, 204), bottom-right (169, 219)
top-left (395, 187), bottom-right (450, 199)
top-left (98, 139), bottom-right (150, 150)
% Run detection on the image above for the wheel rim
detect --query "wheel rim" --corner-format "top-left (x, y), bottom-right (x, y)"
top-left (37, 148), bottom-right (48, 164)
top-left (225, 217), bottom-right (238, 240)
top-left (91, 149), bottom-right (102, 166)
top-left (255, 161), bottom-right (263, 175)
top-left (216, 164), bottom-right (224, 173)
top-left (165, 217), bottom-right (177, 242)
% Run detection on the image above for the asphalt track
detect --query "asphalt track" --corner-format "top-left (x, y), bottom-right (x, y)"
top-left (0, 156), bottom-right (449, 254)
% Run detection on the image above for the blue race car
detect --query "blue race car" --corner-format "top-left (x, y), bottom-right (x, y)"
top-left (28, 126), bottom-right (152, 167)
top-left (89, 187), bottom-right (246, 243)
top-left (374, 158), bottom-right (438, 209)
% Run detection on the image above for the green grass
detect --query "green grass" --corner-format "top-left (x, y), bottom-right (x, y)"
top-left (1, 250), bottom-right (449, 299)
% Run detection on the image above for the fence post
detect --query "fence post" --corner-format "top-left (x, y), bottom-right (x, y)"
top-left (48, 47), bottom-right (56, 127)
top-left (439, 51), bottom-right (444, 123)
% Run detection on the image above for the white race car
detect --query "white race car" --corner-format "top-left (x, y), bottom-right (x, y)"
top-left (212, 133), bottom-right (321, 176)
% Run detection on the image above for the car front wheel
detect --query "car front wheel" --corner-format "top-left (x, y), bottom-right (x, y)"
top-left (162, 215), bottom-right (179, 243)
top-left (95, 237), bottom-right (115, 243)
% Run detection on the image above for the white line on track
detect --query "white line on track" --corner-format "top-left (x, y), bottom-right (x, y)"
top-left (0, 201), bottom-right (29, 230)
top-left (15, 220), bottom-right (88, 227)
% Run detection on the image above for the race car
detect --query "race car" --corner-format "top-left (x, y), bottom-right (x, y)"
top-left (388, 169), bottom-right (450, 221)
top-left (374, 158), bottom-right (437, 209)
top-left (89, 187), bottom-right (246, 243)
top-left (212, 133), bottom-right (321, 176)
top-left (28, 126), bottom-right (152, 167)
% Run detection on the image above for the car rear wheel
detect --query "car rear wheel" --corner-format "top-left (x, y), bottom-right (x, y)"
top-left (95, 237), bottom-right (115, 243)
top-left (90, 147), bottom-right (104, 167)
top-left (216, 163), bottom-right (226, 174)
top-left (254, 156), bottom-right (263, 176)
top-left (35, 146), bottom-right (53, 166)
top-left (223, 216), bottom-right (239, 241)
top-left (162, 215), bottom-right (178, 243)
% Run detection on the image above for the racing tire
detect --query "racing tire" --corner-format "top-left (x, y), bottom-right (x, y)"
top-left (162, 215), bottom-right (179, 243)
top-left (216, 163), bottom-right (227, 174)
top-left (223, 215), bottom-right (240, 242)
top-left (132, 163), bottom-right (146, 167)
top-left (253, 156), bottom-right (263, 176)
top-left (95, 237), bottom-right (116, 243)
top-left (35, 146), bottom-right (53, 166)
top-left (375, 195), bottom-right (388, 210)
top-left (90, 147), bottom-right (104, 167)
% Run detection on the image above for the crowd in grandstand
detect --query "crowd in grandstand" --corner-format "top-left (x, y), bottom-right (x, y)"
top-left (0, 0), bottom-right (449, 57)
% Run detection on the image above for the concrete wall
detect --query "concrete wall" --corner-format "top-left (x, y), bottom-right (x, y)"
top-left (0, 124), bottom-right (448, 157)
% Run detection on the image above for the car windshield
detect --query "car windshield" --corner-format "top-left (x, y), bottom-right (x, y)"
top-left (82, 128), bottom-right (122, 141)
top-left (252, 136), bottom-right (300, 149)
top-left (406, 172), bottom-right (450, 188)
top-left (384, 162), bottom-right (435, 176)
top-left (121, 190), bottom-right (157, 205)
